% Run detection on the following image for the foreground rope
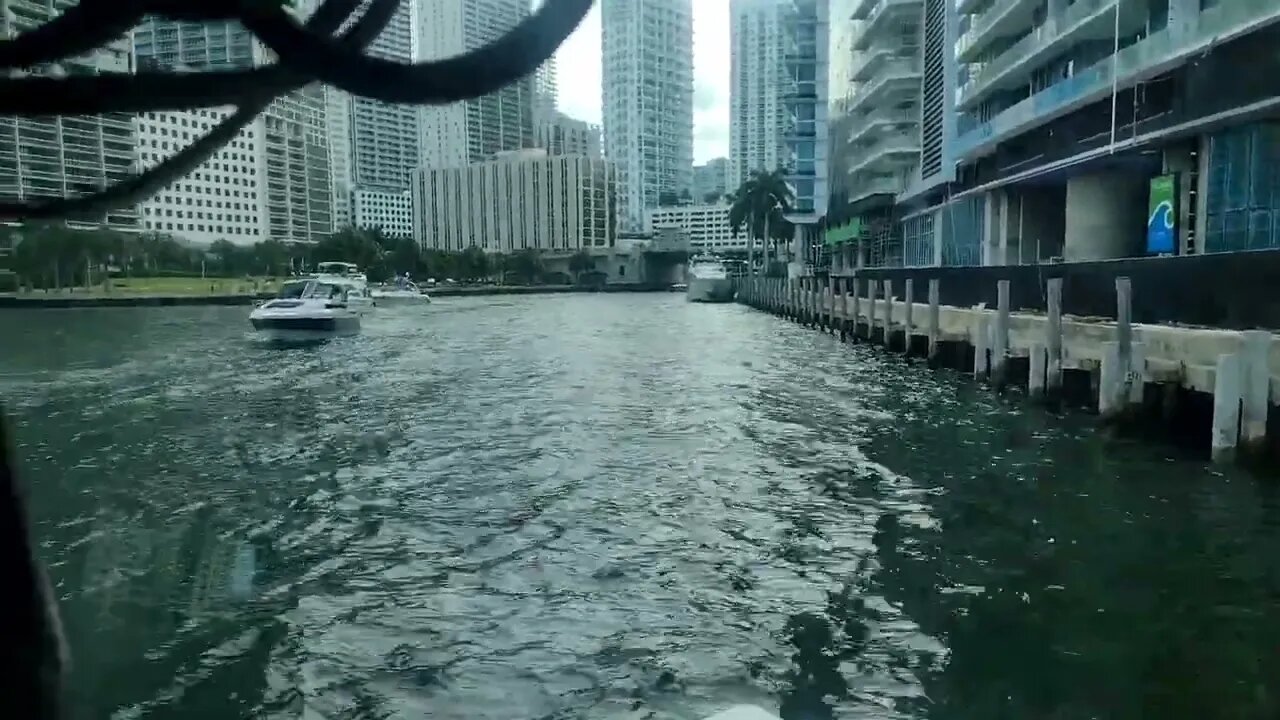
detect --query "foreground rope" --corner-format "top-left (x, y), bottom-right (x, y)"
top-left (0, 0), bottom-right (592, 219)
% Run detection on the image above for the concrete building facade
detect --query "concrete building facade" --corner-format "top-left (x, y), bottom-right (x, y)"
top-left (137, 108), bottom-right (269, 245)
top-left (783, 0), bottom-right (830, 275)
top-left (602, 0), bottom-right (695, 232)
top-left (729, 0), bottom-right (789, 190)
top-left (0, 0), bottom-right (138, 229)
top-left (647, 204), bottom-right (745, 253)
top-left (352, 189), bottom-right (414, 239)
top-left (694, 158), bottom-right (730, 203)
top-left (411, 149), bottom-right (616, 253)
top-left (538, 114), bottom-right (602, 159)
top-left (133, 15), bottom-right (334, 243)
top-left (419, 0), bottom-right (535, 168)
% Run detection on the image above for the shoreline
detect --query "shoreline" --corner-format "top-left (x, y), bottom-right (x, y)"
top-left (0, 283), bottom-right (682, 309)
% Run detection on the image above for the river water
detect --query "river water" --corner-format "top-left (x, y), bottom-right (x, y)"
top-left (1, 294), bottom-right (1278, 720)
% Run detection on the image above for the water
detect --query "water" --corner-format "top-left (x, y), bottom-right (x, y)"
top-left (2, 294), bottom-right (1279, 720)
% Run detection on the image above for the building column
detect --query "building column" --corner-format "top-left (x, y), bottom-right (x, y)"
top-left (1064, 172), bottom-right (1144, 261)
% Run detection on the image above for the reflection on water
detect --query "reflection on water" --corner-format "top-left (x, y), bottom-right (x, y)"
top-left (1, 296), bottom-right (1278, 720)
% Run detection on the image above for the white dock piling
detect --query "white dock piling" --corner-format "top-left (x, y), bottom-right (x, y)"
top-left (866, 280), bottom-right (877, 340)
top-left (927, 279), bottom-right (940, 363)
top-left (974, 314), bottom-right (990, 379)
top-left (1240, 330), bottom-right (1271, 456)
top-left (1029, 343), bottom-right (1047, 399)
top-left (882, 279), bottom-right (893, 348)
top-left (903, 278), bottom-right (914, 355)
top-left (1212, 352), bottom-right (1244, 463)
top-left (993, 280), bottom-right (1010, 388)
top-left (1046, 278), bottom-right (1063, 396)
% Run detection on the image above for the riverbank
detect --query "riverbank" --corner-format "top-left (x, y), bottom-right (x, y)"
top-left (0, 283), bottom-right (681, 308)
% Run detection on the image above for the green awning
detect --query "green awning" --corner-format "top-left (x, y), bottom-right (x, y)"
top-left (824, 218), bottom-right (862, 246)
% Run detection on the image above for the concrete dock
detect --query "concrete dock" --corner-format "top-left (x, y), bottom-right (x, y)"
top-left (736, 275), bottom-right (1278, 466)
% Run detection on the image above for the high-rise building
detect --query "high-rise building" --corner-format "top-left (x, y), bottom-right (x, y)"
top-left (647, 203), bottom-right (746, 253)
top-left (534, 58), bottom-right (560, 126)
top-left (782, 0), bottom-right (829, 275)
top-left (412, 149), bottom-right (616, 253)
top-left (602, 0), bottom-right (695, 232)
top-left (729, 0), bottom-right (789, 190)
top-left (348, 0), bottom-right (419, 192)
top-left (694, 158), bottom-right (730, 203)
top-left (132, 15), bottom-right (334, 243)
top-left (137, 108), bottom-right (268, 245)
top-left (538, 114), bottom-right (602, 159)
top-left (418, 0), bottom-right (536, 168)
top-left (0, 1), bottom-right (138, 229)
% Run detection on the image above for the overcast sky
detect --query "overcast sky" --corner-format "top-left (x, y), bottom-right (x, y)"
top-left (551, 0), bottom-right (731, 165)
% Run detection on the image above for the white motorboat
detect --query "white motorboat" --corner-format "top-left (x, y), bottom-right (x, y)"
top-left (371, 276), bottom-right (432, 304)
top-left (249, 278), bottom-right (362, 342)
top-left (313, 261), bottom-right (374, 314)
top-left (686, 254), bottom-right (735, 303)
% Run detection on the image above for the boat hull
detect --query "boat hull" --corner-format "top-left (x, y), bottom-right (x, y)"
top-left (250, 311), bottom-right (360, 342)
top-left (371, 291), bottom-right (431, 305)
top-left (686, 277), bottom-right (735, 303)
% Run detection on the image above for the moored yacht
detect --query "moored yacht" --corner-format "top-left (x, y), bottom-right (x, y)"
top-left (371, 275), bottom-right (432, 304)
top-left (686, 254), bottom-right (735, 303)
top-left (249, 278), bottom-right (362, 342)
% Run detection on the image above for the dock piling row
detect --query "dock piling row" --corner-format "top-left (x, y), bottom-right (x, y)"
top-left (733, 273), bottom-right (1276, 468)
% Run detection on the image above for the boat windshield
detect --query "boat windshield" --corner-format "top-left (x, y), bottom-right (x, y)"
top-left (301, 282), bottom-right (347, 300)
top-left (277, 281), bottom-right (308, 299)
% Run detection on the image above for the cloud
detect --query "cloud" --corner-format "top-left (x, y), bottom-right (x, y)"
top-left (553, 0), bottom-right (730, 164)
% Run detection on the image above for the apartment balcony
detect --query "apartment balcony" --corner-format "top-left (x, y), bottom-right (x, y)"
top-left (954, 0), bottom-right (1280, 161)
top-left (851, 0), bottom-right (878, 20)
top-left (956, 0), bottom-right (1147, 111)
top-left (954, 0), bottom-right (985, 16)
top-left (849, 174), bottom-right (904, 203)
top-left (955, 0), bottom-right (1039, 63)
top-left (848, 106), bottom-right (918, 144)
top-left (849, 47), bottom-right (891, 82)
top-left (847, 58), bottom-right (922, 113)
top-left (851, 0), bottom-right (923, 51)
top-left (848, 132), bottom-right (918, 175)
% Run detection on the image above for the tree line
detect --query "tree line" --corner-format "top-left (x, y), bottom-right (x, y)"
top-left (0, 224), bottom-right (584, 290)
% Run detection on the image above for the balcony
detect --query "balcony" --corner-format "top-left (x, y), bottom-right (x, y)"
top-left (849, 175), bottom-right (904, 203)
top-left (851, 0), bottom-right (923, 51)
top-left (851, 0), bottom-right (879, 20)
top-left (954, 0), bottom-right (985, 15)
top-left (847, 58), bottom-right (922, 113)
top-left (848, 133), bottom-right (918, 175)
top-left (955, 0), bottom-right (1039, 63)
top-left (848, 106), bottom-right (918, 144)
top-left (849, 47), bottom-right (891, 82)
top-left (954, 0), bottom-right (1280, 161)
top-left (957, 0), bottom-right (1146, 111)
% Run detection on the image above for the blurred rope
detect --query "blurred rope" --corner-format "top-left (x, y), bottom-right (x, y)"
top-left (0, 0), bottom-right (592, 219)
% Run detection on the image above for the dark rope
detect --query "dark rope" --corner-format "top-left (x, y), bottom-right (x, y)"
top-left (0, 0), bottom-right (590, 218)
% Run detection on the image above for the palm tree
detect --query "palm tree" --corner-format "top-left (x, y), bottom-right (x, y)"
top-left (728, 168), bottom-right (793, 276)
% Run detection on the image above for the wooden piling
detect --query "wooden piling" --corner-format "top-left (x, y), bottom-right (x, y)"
top-left (837, 278), bottom-right (848, 340)
top-left (927, 279), bottom-right (940, 364)
top-left (1029, 343), bottom-right (1047, 399)
top-left (974, 314), bottom-right (990, 379)
top-left (1046, 278), bottom-right (1063, 397)
top-left (882, 279), bottom-right (893, 348)
top-left (1239, 330), bottom-right (1271, 458)
top-left (903, 279), bottom-right (914, 356)
top-left (1099, 341), bottom-right (1129, 422)
top-left (851, 278), bottom-right (862, 339)
top-left (993, 280), bottom-right (1011, 389)
top-left (866, 280), bottom-right (877, 341)
top-left (1212, 352), bottom-right (1243, 463)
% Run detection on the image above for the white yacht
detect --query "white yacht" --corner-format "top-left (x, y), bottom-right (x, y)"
top-left (313, 262), bottom-right (374, 314)
top-left (371, 275), bottom-right (432, 304)
top-left (686, 254), bottom-right (735, 303)
top-left (250, 278), bottom-right (363, 342)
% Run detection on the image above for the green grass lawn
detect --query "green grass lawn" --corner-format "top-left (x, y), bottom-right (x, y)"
top-left (13, 276), bottom-right (283, 296)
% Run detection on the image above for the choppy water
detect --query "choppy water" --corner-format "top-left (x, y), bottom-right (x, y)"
top-left (2, 294), bottom-right (1279, 720)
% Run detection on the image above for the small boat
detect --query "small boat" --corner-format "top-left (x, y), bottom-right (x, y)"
top-left (249, 278), bottom-right (362, 341)
top-left (371, 276), bottom-right (431, 304)
top-left (313, 261), bottom-right (374, 314)
top-left (686, 254), bottom-right (735, 303)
